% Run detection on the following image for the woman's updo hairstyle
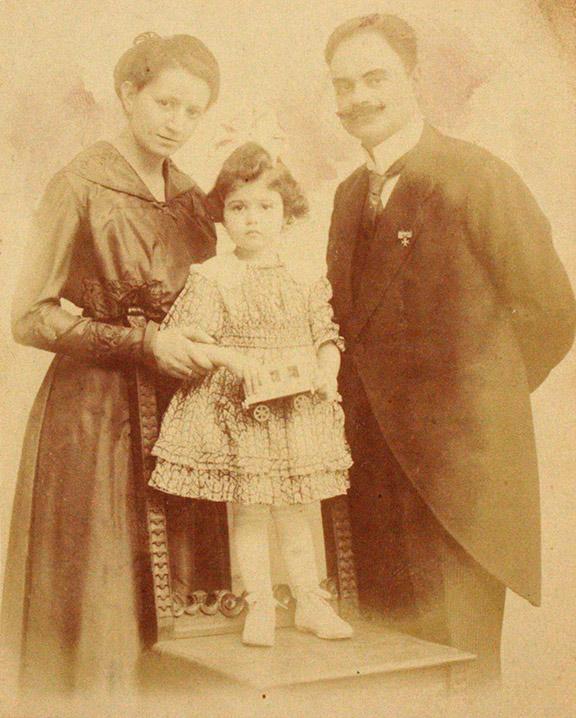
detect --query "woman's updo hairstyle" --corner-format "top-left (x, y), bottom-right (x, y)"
top-left (114, 32), bottom-right (220, 107)
top-left (206, 143), bottom-right (309, 224)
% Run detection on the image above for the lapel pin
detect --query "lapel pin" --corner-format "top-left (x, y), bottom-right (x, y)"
top-left (398, 230), bottom-right (413, 247)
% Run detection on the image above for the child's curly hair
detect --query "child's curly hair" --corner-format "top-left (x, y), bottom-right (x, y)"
top-left (206, 143), bottom-right (309, 224)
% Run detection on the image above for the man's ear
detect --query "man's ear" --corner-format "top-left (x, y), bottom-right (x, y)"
top-left (119, 80), bottom-right (138, 115)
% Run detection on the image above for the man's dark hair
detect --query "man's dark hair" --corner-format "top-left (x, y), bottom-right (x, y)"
top-left (325, 14), bottom-right (418, 74)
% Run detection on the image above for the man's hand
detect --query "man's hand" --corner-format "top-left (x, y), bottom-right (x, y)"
top-left (152, 325), bottom-right (216, 380)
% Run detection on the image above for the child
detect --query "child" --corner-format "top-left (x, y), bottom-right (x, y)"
top-left (149, 143), bottom-right (353, 646)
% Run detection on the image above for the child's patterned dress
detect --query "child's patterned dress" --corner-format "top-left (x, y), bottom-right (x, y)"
top-left (149, 251), bottom-right (352, 505)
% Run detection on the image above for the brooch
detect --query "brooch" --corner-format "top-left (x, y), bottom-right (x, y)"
top-left (398, 230), bottom-right (413, 247)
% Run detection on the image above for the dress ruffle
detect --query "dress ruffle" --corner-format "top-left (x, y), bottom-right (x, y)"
top-left (150, 257), bottom-right (351, 505)
top-left (150, 461), bottom-right (350, 505)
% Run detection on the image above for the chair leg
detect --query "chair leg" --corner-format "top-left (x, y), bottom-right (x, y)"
top-left (323, 496), bottom-right (360, 619)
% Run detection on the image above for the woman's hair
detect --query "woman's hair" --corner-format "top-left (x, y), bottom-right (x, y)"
top-left (324, 13), bottom-right (418, 75)
top-left (206, 143), bottom-right (309, 224)
top-left (114, 32), bottom-right (220, 106)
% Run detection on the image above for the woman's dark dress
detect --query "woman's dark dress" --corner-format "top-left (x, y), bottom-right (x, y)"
top-left (1, 141), bottom-right (220, 693)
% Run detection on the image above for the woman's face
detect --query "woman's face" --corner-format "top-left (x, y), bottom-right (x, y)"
top-left (122, 66), bottom-right (211, 159)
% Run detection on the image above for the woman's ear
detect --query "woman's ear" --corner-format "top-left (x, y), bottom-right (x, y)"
top-left (119, 80), bottom-right (138, 115)
top-left (410, 65), bottom-right (422, 92)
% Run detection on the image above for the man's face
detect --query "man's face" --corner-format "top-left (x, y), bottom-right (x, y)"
top-left (329, 30), bottom-right (417, 148)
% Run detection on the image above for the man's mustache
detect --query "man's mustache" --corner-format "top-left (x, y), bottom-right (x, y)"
top-left (336, 103), bottom-right (386, 121)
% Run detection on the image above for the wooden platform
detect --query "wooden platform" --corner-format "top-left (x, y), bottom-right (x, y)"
top-left (152, 619), bottom-right (474, 690)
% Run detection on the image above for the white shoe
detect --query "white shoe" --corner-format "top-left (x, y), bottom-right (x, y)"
top-left (242, 593), bottom-right (276, 646)
top-left (294, 587), bottom-right (354, 639)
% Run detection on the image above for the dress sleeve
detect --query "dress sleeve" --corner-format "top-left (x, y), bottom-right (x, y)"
top-left (160, 268), bottom-right (224, 339)
top-left (308, 276), bottom-right (345, 352)
top-left (11, 171), bottom-right (156, 364)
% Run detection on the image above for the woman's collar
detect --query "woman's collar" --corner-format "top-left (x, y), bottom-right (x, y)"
top-left (67, 141), bottom-right (196, 202)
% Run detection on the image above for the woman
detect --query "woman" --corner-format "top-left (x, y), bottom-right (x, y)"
top-left (1, 32), bottom-right (228, 695)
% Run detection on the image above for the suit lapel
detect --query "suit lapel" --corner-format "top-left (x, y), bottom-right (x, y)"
top-left (327, 168), bottom-right (368, 325)
top-left (347, 127), bottom-right (440, 340)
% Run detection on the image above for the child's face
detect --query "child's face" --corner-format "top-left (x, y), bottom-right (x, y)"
top-left (223, 176), bottom-right (285, 256)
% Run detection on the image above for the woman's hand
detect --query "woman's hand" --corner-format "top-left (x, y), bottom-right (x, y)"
top-left (152, 325), bottom-right (216, 380)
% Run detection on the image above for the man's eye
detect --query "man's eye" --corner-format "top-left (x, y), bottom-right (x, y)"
top-left (334, 82), bottom-right (353, 95)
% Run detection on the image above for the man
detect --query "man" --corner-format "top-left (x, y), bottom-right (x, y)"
top-left (325, 13), bottom-right (575, 680)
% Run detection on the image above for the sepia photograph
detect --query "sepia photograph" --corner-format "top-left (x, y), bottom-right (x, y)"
top-left (1, 1), bottom-right (575, 716)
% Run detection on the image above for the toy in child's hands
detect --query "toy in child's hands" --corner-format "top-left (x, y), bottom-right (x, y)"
top-left (241, 355), bottom-right (317, 423)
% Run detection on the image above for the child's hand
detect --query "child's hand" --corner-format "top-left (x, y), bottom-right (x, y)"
top-left (220, 353), bottom-right (265, 394)
top-left (314, 365), bottom-right (339, 401)
top-left (241, 359), bottom-right (266, 397)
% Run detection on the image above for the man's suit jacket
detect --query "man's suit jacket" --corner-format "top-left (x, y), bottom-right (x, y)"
top-left (327, 125), bottom-right (576, 605)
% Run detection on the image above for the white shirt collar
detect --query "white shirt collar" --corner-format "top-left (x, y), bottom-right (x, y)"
top-left (363, 116), bottom-right (425, 175)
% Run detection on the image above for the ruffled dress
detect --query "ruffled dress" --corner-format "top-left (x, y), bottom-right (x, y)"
top-left (149, 252), bottom-right (352, 505)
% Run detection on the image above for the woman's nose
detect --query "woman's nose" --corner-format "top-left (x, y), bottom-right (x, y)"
top-left (166, 108), bottom-right (186, 134)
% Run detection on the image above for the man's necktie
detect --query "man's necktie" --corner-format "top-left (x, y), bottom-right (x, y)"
top-left (360, 151), bottom-right (409, 236)
top-left (361, 170), bottom-right (388, 236)
top-left (352, 155), bottom-right (410, 301)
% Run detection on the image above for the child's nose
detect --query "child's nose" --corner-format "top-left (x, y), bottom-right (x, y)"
top-left (245, 208), bottom-right (258, 224)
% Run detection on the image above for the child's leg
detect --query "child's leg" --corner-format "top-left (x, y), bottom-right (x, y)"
top-left (232, 503), bottom-right (273, 596)
top-left (232, 503), bottom-right (276, 646)
top-left (271, 503), bottom-right (319, 590)
top-left (272, 502), bottom-right (353, 640)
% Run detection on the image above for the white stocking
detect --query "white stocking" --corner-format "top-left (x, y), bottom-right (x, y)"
top-left (232, 503), bottom-right (273, 597)
top-left (272, 503), bottom-right (320, 592)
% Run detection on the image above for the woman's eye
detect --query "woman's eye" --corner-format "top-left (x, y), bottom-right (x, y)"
top-left (261, 203), bottom-right (273, 210)
top-left (187, 108), bottom-right (201, 119)
top-left (156, 98), bottom-right (171, 107)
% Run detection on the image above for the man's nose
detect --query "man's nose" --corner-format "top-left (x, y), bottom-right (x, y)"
top-left (350, 81), bottom-right (372, 105)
